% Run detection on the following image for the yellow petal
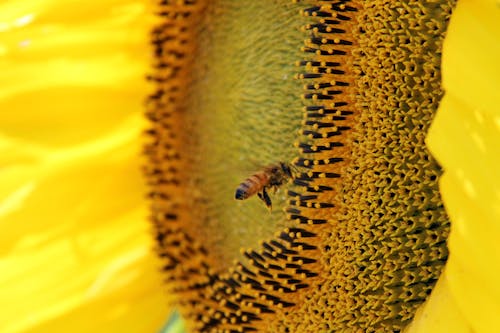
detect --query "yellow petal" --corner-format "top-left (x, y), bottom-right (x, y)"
top-left (409, 0), bottom-right (500, 331)
top-left (0, 1), bottom-right (170, 332)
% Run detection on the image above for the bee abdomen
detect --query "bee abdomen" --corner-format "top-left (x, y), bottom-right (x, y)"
top-left (235, 173), bottom-right (267, 200)
top-left (235, 184), bottom-right (249, 200)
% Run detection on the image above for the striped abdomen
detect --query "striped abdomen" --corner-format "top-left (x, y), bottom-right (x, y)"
top-left (235, 172), bottom-right (270, 200)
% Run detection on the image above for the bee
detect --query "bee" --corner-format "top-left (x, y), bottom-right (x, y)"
top-left (234, 162), bottom-right (293, 211)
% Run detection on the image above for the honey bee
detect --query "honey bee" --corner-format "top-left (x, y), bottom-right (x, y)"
top-left (234, 162), bottom-right (293, 211)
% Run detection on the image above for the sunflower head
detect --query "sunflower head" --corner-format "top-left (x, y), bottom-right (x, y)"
top-left (146, 0), bottom-right (455, 332)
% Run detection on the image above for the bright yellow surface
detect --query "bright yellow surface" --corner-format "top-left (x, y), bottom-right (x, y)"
top-left (408, 0), bottom-right (500, 331)
top-left (405, 271), bottom-right (470, 333)
top-left (0, 1), bottom-right (170, 333)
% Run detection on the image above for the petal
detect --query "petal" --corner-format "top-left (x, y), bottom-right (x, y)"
top-left (0, 1), bottom-right (171, 332)
top-left (409, 0), bottom-right (500, 331)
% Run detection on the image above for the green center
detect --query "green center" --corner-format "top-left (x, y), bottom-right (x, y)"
top-left (184, 0), bottom-right (306, 269)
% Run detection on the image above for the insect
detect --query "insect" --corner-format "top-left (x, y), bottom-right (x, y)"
top-left (234, 162), bottom-right (293, 211)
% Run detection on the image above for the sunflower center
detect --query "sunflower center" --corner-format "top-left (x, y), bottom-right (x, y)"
top-left (182, 0), bottom-right (306, 270)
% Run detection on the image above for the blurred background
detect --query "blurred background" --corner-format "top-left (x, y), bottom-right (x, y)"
top-left (0, 1), bottom-right (176, 332)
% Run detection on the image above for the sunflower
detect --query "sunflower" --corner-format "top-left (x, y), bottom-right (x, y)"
top-left (146, 0), bottom-right (500, 332)
top-left (1, 0), bottom-right (498, 333)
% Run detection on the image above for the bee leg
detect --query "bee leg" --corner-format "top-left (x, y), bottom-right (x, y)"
top-left (270, 185), bottom-right (278, 194)
top-left (258, 188), bottom-right (272, 212)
